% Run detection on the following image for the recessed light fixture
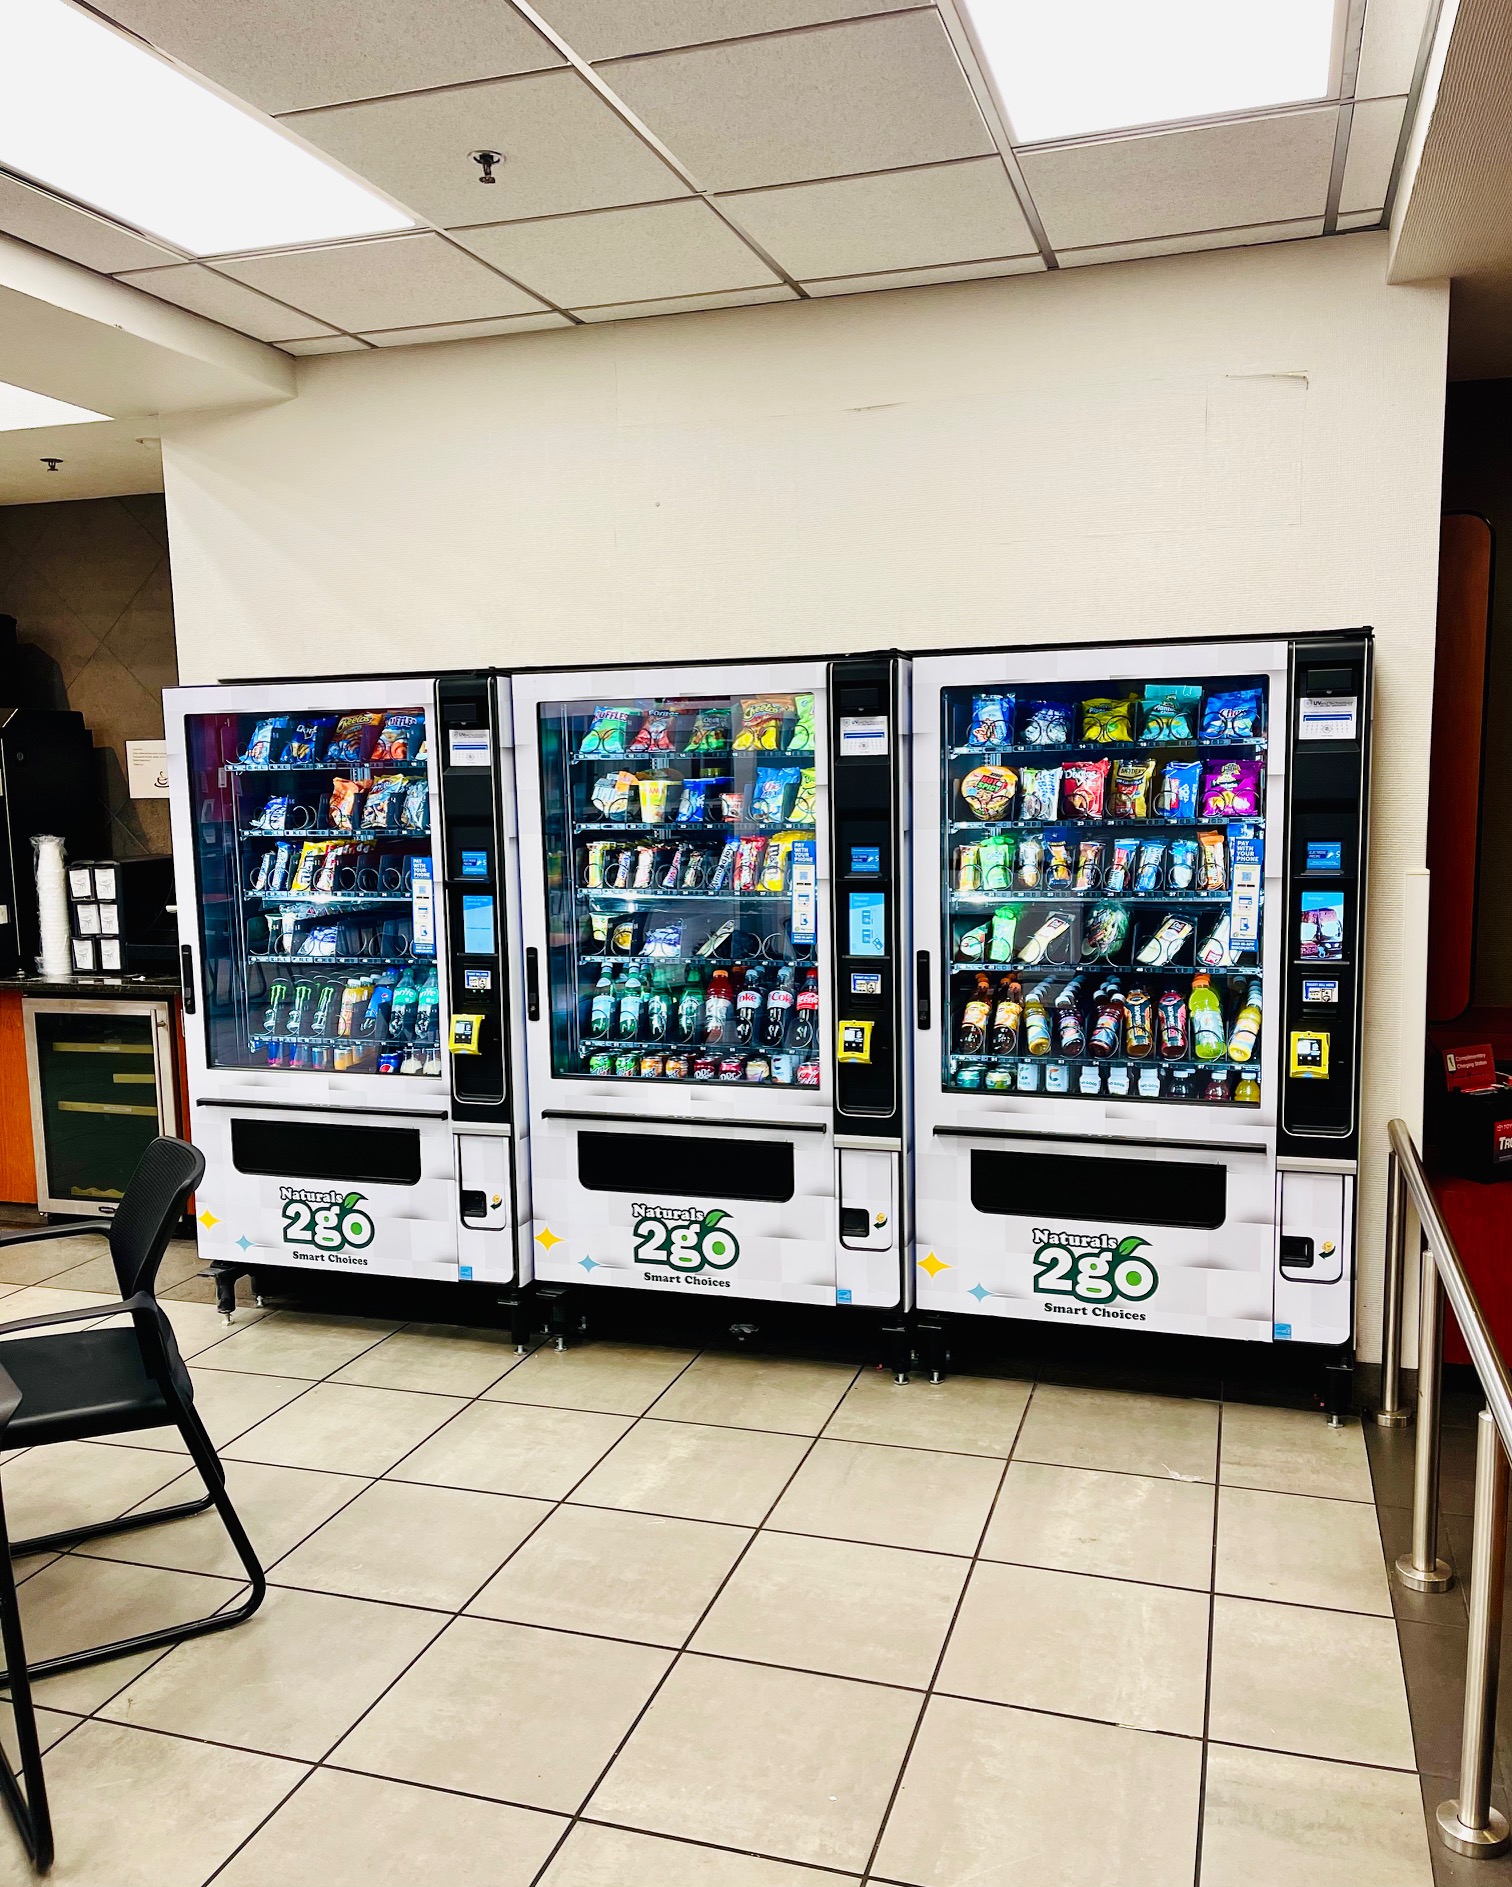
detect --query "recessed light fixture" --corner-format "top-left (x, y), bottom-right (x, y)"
top-left (0, 0), bottom-right (417, 255)
top-left (960, 0), bottom-right (1339, 144)
top-left (0, 381), bottom-right (106, 432)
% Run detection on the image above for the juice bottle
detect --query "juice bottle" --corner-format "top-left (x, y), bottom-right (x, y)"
top-left (1205, 1066), bottom-right (1230, 1102)
top-left (1054, 977), bottom-right (1086, 1056)
top-left (762, 965), bottom-right (795, 1047)
top-left (1228, 979), bottom-right (1263, 1063)
top-left (1023, 982), bottom-right (1051, 1056)
top-left (1089, 983), bottom-right (1124, 1058)
top-left (1190, 973), bottom-right (1225, 1062)
top-left (336, 975), bottom-right (366, 1038)
top-left (1157, 987), bottom-right (1188, 1059)
top-left (791, 967), bottom-right (820, 1051)
top-left (617, 969), bottom-right (645, 1040)
top-left (677, 965), bottom-right (705, 1041)
top-left (589, 964), bottom-right (616, 1039)
top-left (957, 973), bottom-right (992, 1054)
top-left (989, 975), bottom-right (1023, 1055)
top-left (1123, 985), bottom-right (1154, 1060)
top-left (703, 968), bottom-right (734, 1043)
top-left (1234, 1071), bottom-right (1261, 1104)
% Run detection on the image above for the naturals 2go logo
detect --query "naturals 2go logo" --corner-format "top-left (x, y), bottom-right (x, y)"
top-left (1031, 1226), bottom-right (1158, 1314)
top-left (632, 1202), bottom-right (740, 1282)
top-left (279, 1186), bottom-right (376, 1259)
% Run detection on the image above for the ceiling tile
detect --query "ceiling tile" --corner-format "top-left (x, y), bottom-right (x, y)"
top-left (0, 174), bottom-right (179, 274)
top-left (456, 199), bottom-right (777, 306)
top-left (801, 255), bottom-right (1042, 295)
top-left (573, 285), bottom-right (798, 320)
top-left (97, 0), bottom-right (561, 113)
top-left (532, 0), bottom-right (921, 62)
top-left (283, 69), bottom-right (687, 228)
top-left (601, 12), bottom-right (994, 192)
top-left (1340, 96), bottom-right (1406, 213)
top-left (1021, 111), bottom-right (1339, 252)
top-left (1056, 219), bottom-right (1324, 268)
top-left (1336, 208), bottom-right (1386, 230)
top-left (1355, 0), bottom-right (1434, 98)
top-left (218, 234), bottom-right (548, 330)
top-left (360, 312), bottom-right (574, 344)
top-left (280, 336), bottom-right (371, 354)
top-left (718, 157), bottom-right (1035, 280)
top-left (115, 262), bottom-right (339, 341)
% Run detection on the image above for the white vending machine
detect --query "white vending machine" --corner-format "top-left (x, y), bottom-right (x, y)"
top-left (164, 671), bottom-right (530, 1305)
top-left (510, 655), bottom-right (909, 1319)
top-left (909, 632), bottom-right (1371, 1351)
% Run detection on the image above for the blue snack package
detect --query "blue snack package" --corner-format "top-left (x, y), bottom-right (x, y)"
top-left (967, 693), bottom-right (1014, 747)
top-left (1201, 688), bottom-right (1264, 740)
top-left (297, 924), bottom-right (341, 957)
top-left (361, 775), bottom-right (406, 830)
top-left (278, 718), bottom-right (336, 764)
top-left (676, 779), bottom-right (714, 824)
top-left (255, 796), bottom-right (291, 831)
top-left (1020, 700), bottom-right (1071, 747)
top-left (400, 780), bottom-right (429, 831)
top-left (373, 712), bottom-right (425, 762)
top-left (325, 711), bottom-right (386, 762)
top-left (243, 717), bottom-right (290, 764)
top-left (1140, 685), bottom-right (1202, 742)
top-left (1156, 759), bottom-right (1201, 820)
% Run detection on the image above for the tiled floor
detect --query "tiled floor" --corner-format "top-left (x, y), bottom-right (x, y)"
top-left (0, 1234), bottom-right (1441, 1884)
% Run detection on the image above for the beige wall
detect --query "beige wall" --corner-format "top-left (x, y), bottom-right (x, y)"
top-left (159, 230), bottom-right (1449, 1359)
top-left (0, 494), bottom-right (177, 856)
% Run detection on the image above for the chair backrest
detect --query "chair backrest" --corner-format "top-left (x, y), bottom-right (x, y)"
top-left (106, 1138), bottom-right (206, 1301)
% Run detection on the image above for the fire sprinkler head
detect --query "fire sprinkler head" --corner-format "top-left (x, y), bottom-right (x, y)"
top-left (469, 149), bottom-right (504, 185)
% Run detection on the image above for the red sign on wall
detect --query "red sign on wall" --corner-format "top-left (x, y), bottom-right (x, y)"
top-left (1444, 1044), bottom-right (1498, 1091)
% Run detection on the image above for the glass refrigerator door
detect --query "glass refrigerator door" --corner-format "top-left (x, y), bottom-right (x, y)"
top-left (185, 704), bottom-right (441, 1077)
top-left (536, 691), bottom-right (822, 1088)
top-left (941, 673), bottom-right (1269, 1108)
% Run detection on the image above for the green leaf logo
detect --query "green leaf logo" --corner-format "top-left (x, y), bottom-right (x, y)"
top-left (1115, 1235), bottom-right (1148, 1258)
top-left (701, 1209), bottom-right (729, 1230)
top-left (342, 1192), bottom-right (363, 1214)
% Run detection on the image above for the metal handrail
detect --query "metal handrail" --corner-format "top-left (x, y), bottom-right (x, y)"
top-left (1378, 1117), bottom-right (1512, 1858)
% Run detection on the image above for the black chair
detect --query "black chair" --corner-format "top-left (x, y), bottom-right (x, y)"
top-left (0, 1138), bottom-right (267, 1870)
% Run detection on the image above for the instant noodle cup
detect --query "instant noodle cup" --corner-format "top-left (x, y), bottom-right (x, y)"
top-left (787, 695), bottom-right (817, 752)
top-left (1201, 688), bottom-right (1264, 740)
top-left (591, 771), bottom-right (637, 821)
top-left (372, 712), bottom-right (424, 762)
top-left (1019, 767), bottom-right (1062, 822)
top-left (326, 712), bottom-right (386, 762)
top-left (968, 693), bottom-right (1015, 747)
top-left (630, 705), bottom-right (676, 753)
top-left (1021, 700), bottom-right (1071, 747)
top-left (1081, 697), bottom-right (1136, 743)
top-left (637, 775), bottom-right (678, 823)
top-left (684, 705), bottom-right (730, 753)
top-left (1197, 829), bottom-right (1229, 893)
top-left (961, 765), bottom-right (1018, 820)
top-left (328, 778), bottom-right (366, 832)
top-left (1109, 758), bottom-right (1156, 819)
top-left (1201, 758), bottom-right (1262, 818)
top-left (1156, 759), bottom-right (1202, 820)
top-left (733, 695), bottom-right (796, 750)
top-left (579, 706), bottom-right (636, 757)
top-left (1062, 757), bottom-right (1109, 818)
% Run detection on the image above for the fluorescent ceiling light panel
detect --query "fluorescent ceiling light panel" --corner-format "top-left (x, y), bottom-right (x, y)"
top-left (964, 0), bottom-right (1338, 143)
top-left (0, 0), bottom-right (416, 254)
top-left (0, 382), bottom-right (107, 431)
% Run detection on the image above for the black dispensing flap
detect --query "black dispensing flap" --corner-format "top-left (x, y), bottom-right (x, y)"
top-left (970, 1148), bottom-right (1228, 1230)
top-left (578, 1131), bottom-right (795, 1203)
top-left (231, 1117), bottom-right (422, 1187)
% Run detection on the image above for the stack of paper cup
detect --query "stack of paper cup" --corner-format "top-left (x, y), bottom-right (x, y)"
top-left (32, 835), bottom-right (72, 978)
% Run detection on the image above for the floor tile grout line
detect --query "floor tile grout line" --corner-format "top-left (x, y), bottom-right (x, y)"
top-left (1192, 1401), bottom-right (1225, 1887)
top-left (522, 1361), bottom-right (862, 1887)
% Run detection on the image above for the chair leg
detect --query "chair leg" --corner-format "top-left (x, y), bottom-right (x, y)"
top-left (9, 1397), bottom-right (266, 1686)
top-left (13, 1495), bottom-right (214, 1560)
top-left (0, 1499), bottom-right (52, 1872)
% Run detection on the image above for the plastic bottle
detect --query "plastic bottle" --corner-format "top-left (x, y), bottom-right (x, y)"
top-left (336, 976), bottom-right (366, 1039)
top-left (617, 969), bottom-right (645, 1041)
top-left (957, 973), bottom-right (992, 1054)
top-left (989, 975), bottom-right (1023, 1055)
top-left (361, 971), bottom-right (397, 1039)
top-left (645, 986), bottom-right (672, 1041)
top-left (388, 967), bottom-right (418, 1041)
top-left (791, 966), bottom-right (819, 1051)
top-left (1204, 1066), bottom-right (1230, 1102)
top-left (735, 967), bottom-right (766, 1047)
top-left (414, 967), bottom-right (439, 1046)
top-left (1228, 979), bottom-right (1263, 1063)
top-left (676, 965), bottom-right (705, 1041)
top-left (1089, 983), bottom-right (1124, 1059)
top-left (588, 964), bottom-right (616, 1040)
top-left (1123, 985), bottom-right (1154, 1060)
top-left (1157, 987), bottom-right (1188, 1060)
top-left (1234, 1071), bottom-right (1261, 1104)
top-left (1023, 982), bottom-right (1051, 1057)
top-left (703, 968), bottom-right (734, 1044)
top-left (1053, 976), bottom-right (1086, 1056)
top-left (761, 965), bottom-right (795, 1048)
top-left (1189, 972), bottom-right (1225, 1062)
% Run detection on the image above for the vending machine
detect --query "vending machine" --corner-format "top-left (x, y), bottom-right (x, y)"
top-left (164, 671), bottom-right (530, 1294)
top-left (510, 655), bottom-right (909, 1314)
top-left (910, 632), bottom-right (1371, 1348)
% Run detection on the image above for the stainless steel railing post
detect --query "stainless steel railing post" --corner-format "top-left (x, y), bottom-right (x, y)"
top-left (1437, 1408), bottom-right (1512, 1857)
top-left (1376, 1148), bottom-right (1411, 1427)
top-left (1397, 1235), bottom-right (1455, 1592)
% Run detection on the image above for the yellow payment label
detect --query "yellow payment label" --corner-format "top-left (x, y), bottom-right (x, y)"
top-left (1289, 1030), bottom-right (1330, 1079)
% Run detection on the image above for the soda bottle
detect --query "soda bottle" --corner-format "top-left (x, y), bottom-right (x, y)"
top-left (1053, 977), bottom-right (1086, 1056)
top-left (677, 965), bottom-right (705, 1041)
top-left (361, 971), bottom-right (397, 1038)
top-left (336, 975), bottom-right (366, 1038)
top-left (1157, 987), bottom-right (1188, 1059)
top-left (735, 967), bottom-right (766, 1046)
top-left (1089, 983), bottom-right (1124, 1058)
top-left (414, 967), bottom-right (440, 1046)
top-left (989, 975), bottom-right (1023, 1055)
top-left (1205, 1066), bottom-right (1230, 1102)
top-left (1189, 972), bottom-right (1225, 1062)
top-left (617, 969), bottom-right (645, 1040)
top-left (1023, 982), bottom-right (1051, 1057)
top-left (1228, 979), bottom-right (1263, 1063)
top-left (387, 967), bottom-right (418, 1041)
top-left (791, 966), bottom-right (820, 1052)
top-left (704, 968), bottom-right (734, 1043)
top-left (957, 973), bottom-right (992, 1054)
top-left (762, 965), bottom-right (795, 1048)
top-left (1123, 985), bottom-right (1154, 1060)
top-left (646, 987), bottom-right (672, 1041)
top-left (589, 964), bottom-right (616, 1039)
top-left (1234, 1071), bottom-right (1261, 1104)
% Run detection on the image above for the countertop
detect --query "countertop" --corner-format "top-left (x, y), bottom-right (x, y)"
top-left (0, 975), bottom-right (181, 1001)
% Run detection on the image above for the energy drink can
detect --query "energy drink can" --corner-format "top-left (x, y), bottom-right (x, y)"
top-left (613, 1053), bottom-right (638, 1078)
top-left (693, 1054), bottom-right (718, 1080)
top-left (718, 1057), bottom-right (743, 1081)
top-left (266, 1039), bottom-right (285, 1068)
top-left (984, 1066), bottom-right (1012, 1091)
top-left (954, 1062), bottom-right (984, 1089)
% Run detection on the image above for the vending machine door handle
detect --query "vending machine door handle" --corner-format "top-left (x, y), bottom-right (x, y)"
top-left (525, 946), bottom-right (540, 1022)
top-left (915, 950), bottom-right (931, 1030)
top-left (179, 944), bottom-right (196, 1015)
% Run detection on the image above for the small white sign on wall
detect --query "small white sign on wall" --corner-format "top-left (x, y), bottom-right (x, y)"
top-left (126, 739), bottom-right (170, 798)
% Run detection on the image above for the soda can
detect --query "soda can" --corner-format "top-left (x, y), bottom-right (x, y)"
top-left (745, 1057), bottom-right (771, 1083)
top-left (770, 1053), bottom-right (796, 1085)
top-left (377, 1047), bottom-right (402, 1074)
top-left (310, 1045), bottom-right (330, 1070)
top-left (639, 1053), bottom-right (664, 1078)
top-left (663, 1052), bottom-right (688, 1080)
top-left (692, 1053), bottom-right (718, 1081)
top-left (718, 1057), bottom-right (743, 1081)
top-left (954, 1062), bottom-right (984, 1089)
top-left (984, 1066), bottom-right (1012, 1091)
top-left (613, 1052), bottom-right (638, 1078)
top-left (1045, 1061), bottom-right (1070, 1093)
top-left (588, 1051), bottom-right (613, 1077)
top-left (1016, 1062), bottom-right (1041, 1091)
top-left (797, 1060), bottom-right (821, 1087)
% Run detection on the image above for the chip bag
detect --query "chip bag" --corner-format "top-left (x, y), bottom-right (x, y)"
top-left (1197, 829), bottom-right (1229, 894)
top-left (1020, 700), bottom-right (1071, 748)
top-left (372, 712), bottom-right (425, 762)
top-left (1201, 688), bottom-right (1264, 740)
top-left (591, 771), bottom-right (638, 821)
top-left (400, 780), bottom-right (429, 832)
top-left (1046, 837), bottom-right (1074, 889)
top-left (675, 779), bottom-right (712, 824)
top-left (791, 768), bottom-right (817, 825)
top-left (753, 767), bottom-right (800, 822)
top-left (1081, 697), bottom-right (1136, 743)
top-left (1109, 757), bottom-right (1156, 820)
top-left (579, 706), bottom-right (636, 757)
top-left (1156, 759), bottom-right (1202, 821)
top-left (961, 765), bottom-right (1018, 820)
top-left (328, 778), bottom-right (366, 833)
top-left (325, 712), bottom-right (386, 762)
top-left (1062, 758), bottom-right (1109, 819)
top-left (1201, 758), bottom-right (1262, 818)
top-left (968, 693), bottom-right (1014, 748)
top-left (733, 696), bottom-right (796, 751)
top-left (361, 776), bottom-right (406, 830)
top-left (242, 717), bottom-right (291, 765)
top-left (787, 695), bottom-right (817, 753)
top-left (1020, 766), bottom-right (1061, 822)
top-left (684, 706), bottom-right (730, 753)
top-left (630, 704), bottom-right (676, 753)
top-left (1140, 685), bottom-right (1202, 743)
top-left (279, 718), bottom-right (335, 764)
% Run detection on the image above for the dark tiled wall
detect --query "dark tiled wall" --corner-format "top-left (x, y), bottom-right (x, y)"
top-left (0, 493), bottom-right (176, 858)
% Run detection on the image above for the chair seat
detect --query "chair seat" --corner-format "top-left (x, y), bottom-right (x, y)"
top-left (0, 1329), bottom-right (182, 1446)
